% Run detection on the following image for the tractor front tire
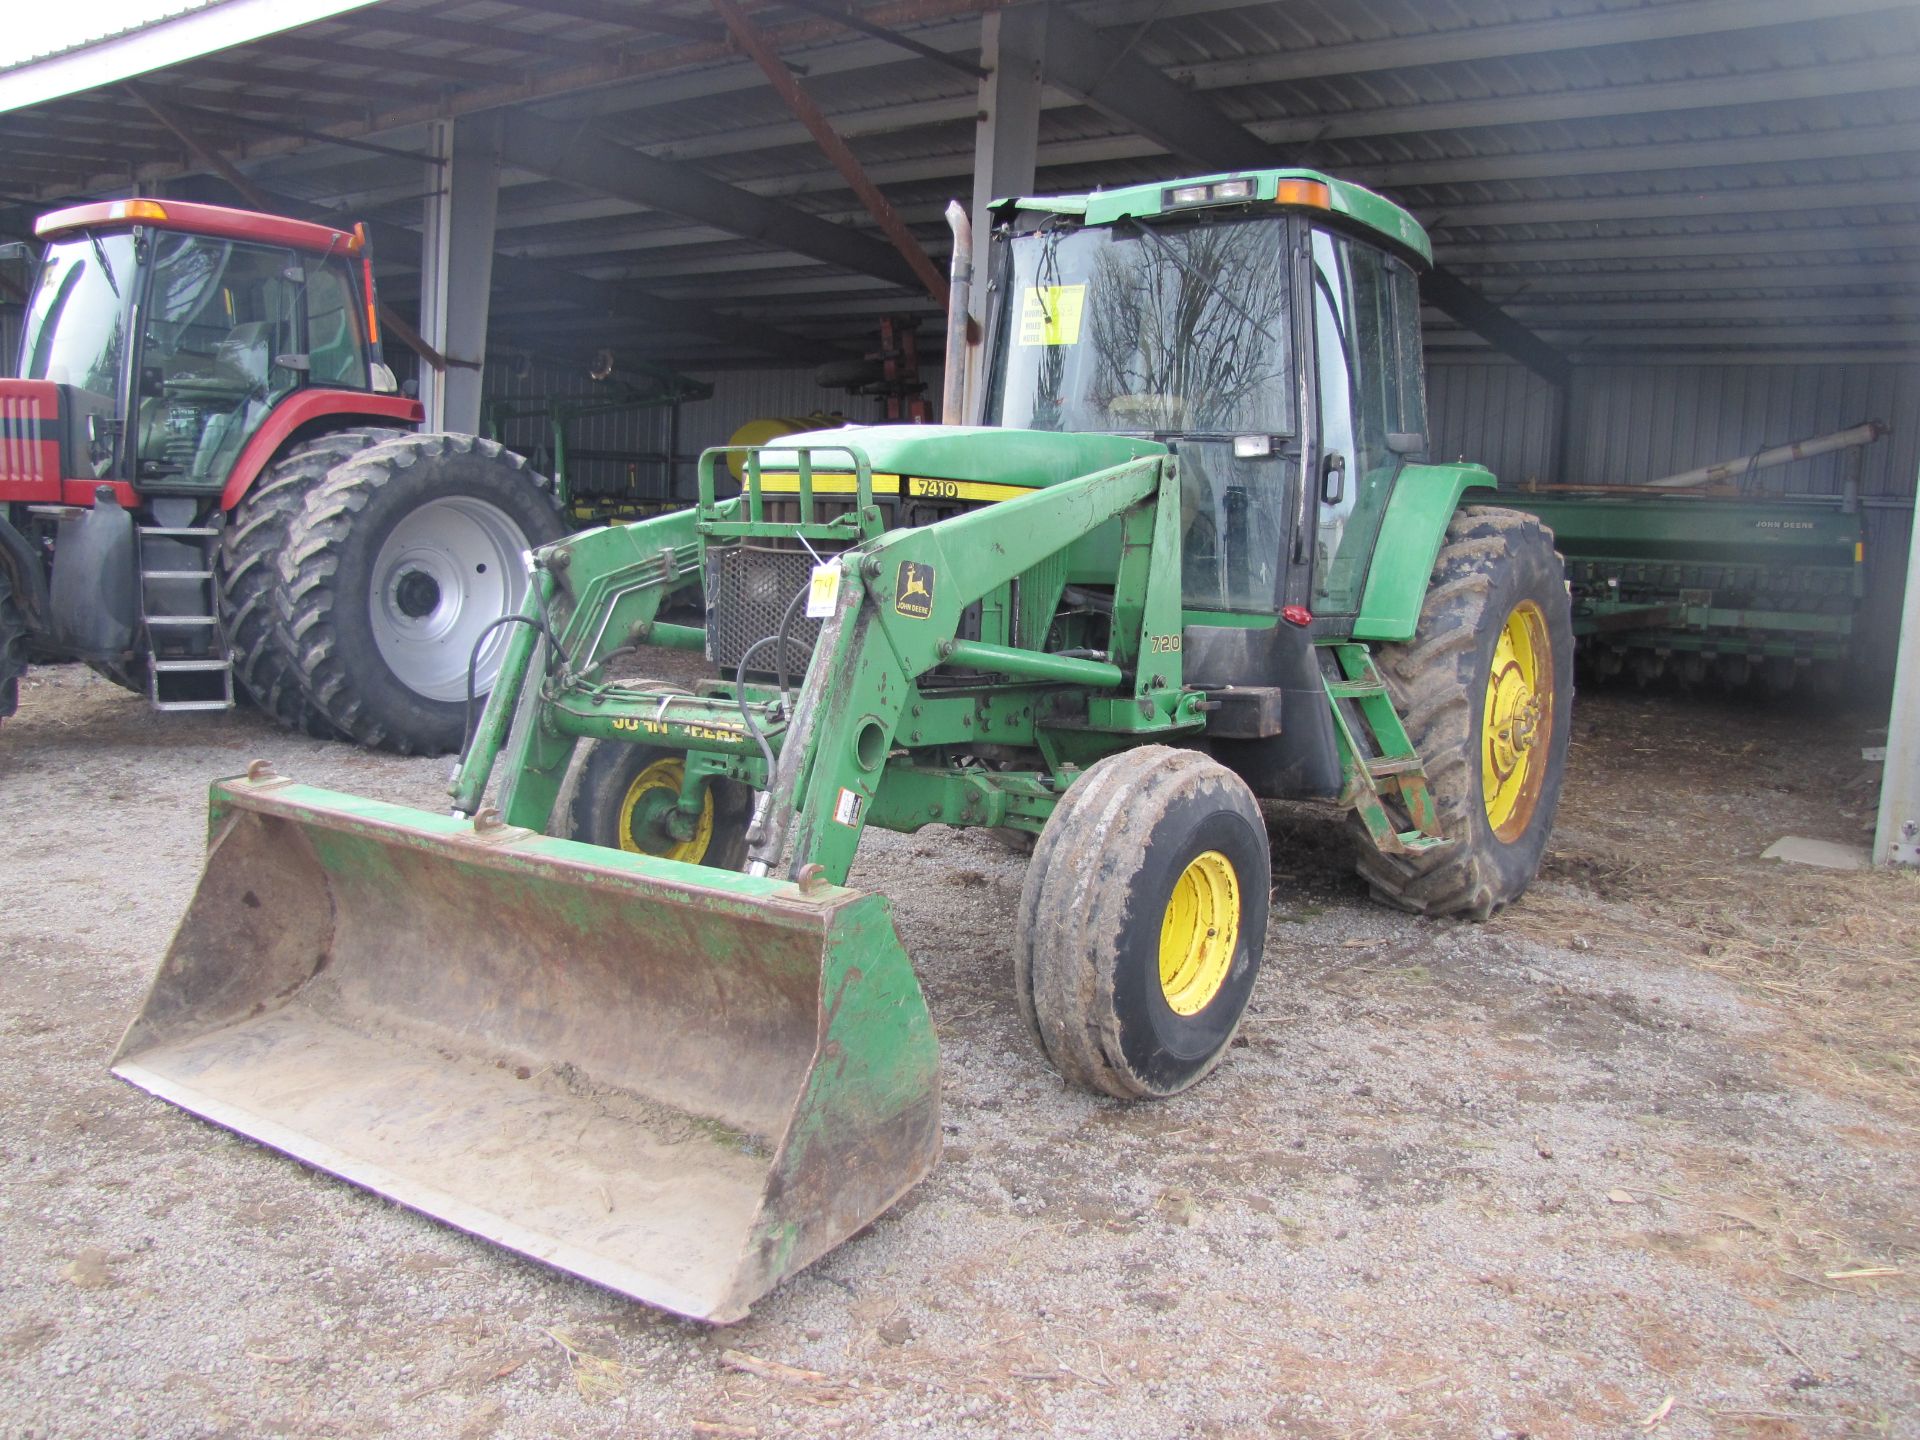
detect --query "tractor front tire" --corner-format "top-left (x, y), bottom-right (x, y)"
top-left (1355, 505), bottom-right (1572, 920)
top-left (564, 739), bottom-right (754, 870)
top-left (221, 426), bottom-right (406, 737)
top-left (0, 563), bottom-right (25, 725)
top-left (277, 433), bottom-right (565, 754)
top-left (1016, 746), bottom-right (1269, 1099)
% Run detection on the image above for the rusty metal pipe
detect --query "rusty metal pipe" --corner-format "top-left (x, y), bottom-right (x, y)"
top-left (1645, 420), bottom-right (1888, 490)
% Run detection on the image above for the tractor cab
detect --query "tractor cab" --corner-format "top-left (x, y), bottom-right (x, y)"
top-left (16, 199), bottom-right (393, 500)
top-left (980, 171), bottom-right (1432, 624)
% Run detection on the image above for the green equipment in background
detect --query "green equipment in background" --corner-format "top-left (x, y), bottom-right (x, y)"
top-left (1501, 421), bottom-right (1885, 690)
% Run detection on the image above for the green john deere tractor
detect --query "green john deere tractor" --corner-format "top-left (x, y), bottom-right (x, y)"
top-left (114, 170), bottom-right (1572, 1323)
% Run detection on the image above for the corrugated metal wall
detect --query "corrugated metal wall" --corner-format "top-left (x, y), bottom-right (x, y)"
top-left (1425, 360), bottom-right (1560, 485)
top-left (1566, 365), bottom-right (1920, 499)
top-left (1429, 360), bottom-right (1919, 682)
top-left (676, 366), bottom-right (942, 450)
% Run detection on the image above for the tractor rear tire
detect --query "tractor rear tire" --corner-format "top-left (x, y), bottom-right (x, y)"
top-left (1353, 505), bottom-right (1572, 920)
top-left (564, 739), bottom-right (754, 870)
top-left (221, 426), bottom-right (406, 737)
top-left (1016, 746), bottom-right (1269, 1099)
top-left (276, 433), bottom-right (565, 754)
top-left (0, 564), bottom-right (25, 725)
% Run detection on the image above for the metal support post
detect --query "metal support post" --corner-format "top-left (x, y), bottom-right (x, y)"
top-left (419, 115), bottom-right (500, 434)
top-left (1874, 492), bottom-right (1920, 867)
top-left (968, 4), bottom-right (1045, 419)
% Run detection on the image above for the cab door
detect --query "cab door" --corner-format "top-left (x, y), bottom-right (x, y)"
top-left (1308, 228), bottom-right (1428, 618)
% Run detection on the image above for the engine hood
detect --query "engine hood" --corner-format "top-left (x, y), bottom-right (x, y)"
top-left (757, 424), bottom-right (1167, 492)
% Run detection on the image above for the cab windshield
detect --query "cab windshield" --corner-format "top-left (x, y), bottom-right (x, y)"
top-left (986, 214), bottom-right (1293, 437)
top-left (984, 213), bottom-right (1295, 613)
top-left (22, 234), bottom-right (134, 395)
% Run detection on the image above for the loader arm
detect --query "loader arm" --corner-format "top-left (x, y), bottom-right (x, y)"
top-left (449, 500), bottom-right (718, 819)
top-left (458, 448), bottom-right (1200, 886)
top-left (761, 450), bottom-right (1193, 883)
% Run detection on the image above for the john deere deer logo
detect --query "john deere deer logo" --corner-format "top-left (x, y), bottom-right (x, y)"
top-left (895, 561), bottom-right (935, 619)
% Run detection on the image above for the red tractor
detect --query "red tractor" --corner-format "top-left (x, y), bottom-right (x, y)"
top-left (0, 198), bottom-right (565, 752)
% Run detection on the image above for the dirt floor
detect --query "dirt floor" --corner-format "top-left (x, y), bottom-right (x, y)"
top-left (1, 664), bottom-right (1916, 1440)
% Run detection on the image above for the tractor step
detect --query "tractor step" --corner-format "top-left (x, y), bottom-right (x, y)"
top-left (137, 524), bottom-right (234, 713)
top-left (1363, 756), bottom-right (1425, 779)
top-left (1325, 677), bottom-right (1389, 701)
top-left (1321, 643), bottom-right (1449, 857)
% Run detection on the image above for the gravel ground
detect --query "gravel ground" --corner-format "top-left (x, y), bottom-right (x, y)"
top-left (2, 665), bottom-right (1916, 1440)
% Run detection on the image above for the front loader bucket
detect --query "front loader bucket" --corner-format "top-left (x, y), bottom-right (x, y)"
top-left (111, 776), bottom-right (940, 1323)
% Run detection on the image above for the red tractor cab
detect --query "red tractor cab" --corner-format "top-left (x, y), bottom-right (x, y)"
top-left (1, 200), bottom-right (562, 749)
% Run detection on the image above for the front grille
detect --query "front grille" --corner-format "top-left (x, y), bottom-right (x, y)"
top-left (707, 544), bottom-right (826, 676)
top-left (704, 488), bottom-right (989, 679)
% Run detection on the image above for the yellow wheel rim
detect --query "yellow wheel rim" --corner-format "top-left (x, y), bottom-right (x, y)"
top-left (1481, 599), bottom-right (1553, 841)
top-left (1157, 850), bottom-right (1240, 1016)
top-left (616, 758), bottom-right (714, 863)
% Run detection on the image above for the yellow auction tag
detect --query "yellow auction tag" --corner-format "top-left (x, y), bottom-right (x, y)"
top-left (1018, 284), bottom-right (1086, 346)
top-left (806, 562), bottom-right (842, 618)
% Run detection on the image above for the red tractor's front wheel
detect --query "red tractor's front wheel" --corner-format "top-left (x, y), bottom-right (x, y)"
top-left (220, 427), bottom-right (406, 736)
top-left (0, 562), bottom-right (25, 727)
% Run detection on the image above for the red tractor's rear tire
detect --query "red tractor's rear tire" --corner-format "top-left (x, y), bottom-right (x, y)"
top-left (276, 433), bottom-right (566, 754)
top-left (220, 427), bottom-right (406, 737)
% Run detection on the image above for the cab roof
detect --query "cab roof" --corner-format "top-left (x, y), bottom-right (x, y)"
top-left (994, 169), bottom-right (1432, 267)
top-left (35, 198), bottom-right (362, 257)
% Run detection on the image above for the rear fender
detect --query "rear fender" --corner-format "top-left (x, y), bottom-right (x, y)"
top-left (1350, 461), bottom-right (1497, 642)
top-left (216, 390), bottom-right (424, 512)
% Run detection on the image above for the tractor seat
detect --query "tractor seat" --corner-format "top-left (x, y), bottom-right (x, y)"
top-left (164, 322), bottom-right (274, 397)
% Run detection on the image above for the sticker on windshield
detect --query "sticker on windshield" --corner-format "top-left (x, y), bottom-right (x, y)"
top-left (1018, 284), bottom-right (1087, 346)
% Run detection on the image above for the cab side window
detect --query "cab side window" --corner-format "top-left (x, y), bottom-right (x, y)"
top-left (1310, 229), bottom-right (1427, 614)
top-left (306, 259), bottom-right (368, 388)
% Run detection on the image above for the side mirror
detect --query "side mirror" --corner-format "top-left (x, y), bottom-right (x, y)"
top-left (1386, 431), bottom-right (1426, 456)
top-left (0, 240), bottom-right (33, 263)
